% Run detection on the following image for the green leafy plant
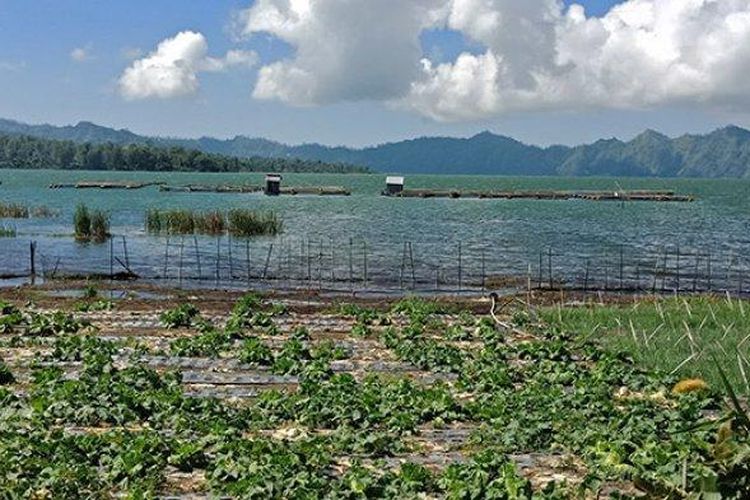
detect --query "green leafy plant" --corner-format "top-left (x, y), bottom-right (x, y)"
top-left (159, 304), bottom-right (200, 329)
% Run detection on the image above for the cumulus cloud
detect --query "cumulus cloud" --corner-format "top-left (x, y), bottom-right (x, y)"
top-left (237, 0), bottom-right (750, 121)
top-left (70, 45), bottom-right (93, 63)
top-left (119, 31), bottom-right (257, 100)
top-left (236, 0), bottom-right (448, 105)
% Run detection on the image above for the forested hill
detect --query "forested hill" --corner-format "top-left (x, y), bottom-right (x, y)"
top-left (2, 118), bottom-right (750, 178)
top-left (0, 133), bottom-right (369, 174)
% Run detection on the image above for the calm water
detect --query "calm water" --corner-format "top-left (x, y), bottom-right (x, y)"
top-left (1, 169), bottom-right (749, 292)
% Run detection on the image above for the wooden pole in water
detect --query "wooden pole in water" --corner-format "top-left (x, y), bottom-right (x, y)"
top-left (330, 237), bottom-right (335, 283)
top-left (538, 250), bottom-right (543, 289)
top-left (548, 247), bottom-right (553, 290)
top-left (109, 237), bottom-right (114, 281)
top-left (318, 239), bottom-right (323, 290)
top-left (584, 258), bottom-right (590, 294)
top-left (29, 241), bottom-right (36, 278)
top-left (122, 236), bottom-right (130, 270)
top-left (400, 242), bottom-right (407, 290)
top-left (163, 236), bottom-right (170, 279)
top-left (458, 241), bottom-right (463, 292)
top-left (604, 251), bottom-right (609, 291)
top-left (363, 241), bottom-right (368, 289)
top-left (408, 242), bottom-right (415, 289)
top-left (693, 252), bottom-right (699, 293)
top-left (619, 245), bottom-right (624, 291)
top-left (307, 239), bottom-right (312, 282)
top-left (263, 244), bottom-right (273, 280)
top-left (481, 247), bottom-right (486, 291)
top-left (178, 236), bottom-right (184, 287)
top-left (228, 235), bottom-right (234, 280)
top-left (348, 238), bottom-right (354, 289)
top-left (246, 239), bottom-right (251, 287)
top-left (194, 236), bottom-right (202, 279)
top-left (215, 237), bottom-right (221, 287)
top-left (675, 245), bottom-right (680, 293)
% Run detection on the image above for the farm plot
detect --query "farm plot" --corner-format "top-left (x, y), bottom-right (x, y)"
top-left (0, 292), bottom-right (748, 498)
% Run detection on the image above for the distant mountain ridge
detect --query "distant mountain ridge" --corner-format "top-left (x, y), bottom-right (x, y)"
top-left (1, 118), bottom-right (749, 178)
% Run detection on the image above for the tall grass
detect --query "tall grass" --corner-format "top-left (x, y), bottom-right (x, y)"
top-left (74, 204), bottom-right (91, 241)
top-left (0, 202), bottom-right (56, 219)
top-left (542, 296), bottom-right (750, 391)
top-left (145, 209), bottom-right (281, 237)
top-left (228, 209), bottom-right (282, 237)
top-left (74, 204), bottom-right (110, 243)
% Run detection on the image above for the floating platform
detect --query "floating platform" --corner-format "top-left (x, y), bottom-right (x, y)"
top-left (49, 181), bottom-right (166, 190)
top-left (385, 189), bottom-right (694, 202)
top-left (159, 184), bottom-right (351, 196)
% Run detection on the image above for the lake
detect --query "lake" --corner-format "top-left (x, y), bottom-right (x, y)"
top-left (1, 169), bottom-right (749, 293)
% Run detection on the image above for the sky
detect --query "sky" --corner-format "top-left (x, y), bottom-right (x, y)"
top-left (1, 0), bottom-right (750, 147)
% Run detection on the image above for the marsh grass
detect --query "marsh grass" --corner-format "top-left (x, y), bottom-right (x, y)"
top-left (542, 296), bottom-right (750, 392)
top-left (228, 209), bottom-right (282, 237)
top-left (0, 202), bottom-right (57, 219)
top-left (145, 208), bottom-right (280, 237)
top-left (74, 204), bottom-right (110, 243)
top-left (0, 203), bottom-right (28, 218)
top-left (0, 225), bottom-right (16, 238)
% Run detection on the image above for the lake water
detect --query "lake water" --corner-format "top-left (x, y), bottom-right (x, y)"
top-left (1, 169), bottom-right (749, 293)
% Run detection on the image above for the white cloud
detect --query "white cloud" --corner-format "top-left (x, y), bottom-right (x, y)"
top-left (237, 0), bottom-right (750, 121)
top-left (70, 45), bottom-right (93, 63)
top-left (237, 0), bottom-right (448, 105)
top-left (118, 31), bottom-right (257, 100)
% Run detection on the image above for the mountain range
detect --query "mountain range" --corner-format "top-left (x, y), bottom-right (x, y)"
top-left (1, 118), bottom-right (750, 178)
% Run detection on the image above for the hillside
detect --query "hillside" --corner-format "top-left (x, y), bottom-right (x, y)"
top-left (0, 133), bottom-right (368, 174)
top-left (1, 118), bottom-right (749, 178)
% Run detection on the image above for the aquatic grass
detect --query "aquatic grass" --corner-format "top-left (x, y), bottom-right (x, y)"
top-left (0, 225), bottom-right (16, 238)
top-left (0, 202), bottom-right (29, 218)
top-left (227, 209), bottom-right (282, 237)
top-left (194, 210), bottom-right (225, 235)
top-left (0, 202), bottom-right (56, 219)
top-left (74, 204), bottom-right (91, 241)
top-left (74, 204), bottom-right (110, 243)
top-left (541, 296), bottom-right (750, 390)
top-left (145, 209), bottom-right (281, 237)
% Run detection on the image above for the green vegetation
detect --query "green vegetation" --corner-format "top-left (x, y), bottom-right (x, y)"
top-left (74, 204), bottom-right (110, 243)
top-left (0, 132), bottom-right (369, 173)
top-left (541, 296), bottom-right (750, 389)
top-left (0, 201), bottom-right (56, 219)
top-left (227, 209), bottom-right (282, 237)
top-left (0, 225), bottom-right (16, 237)
top-left (0, 295), bottom-right (748, 497)
top-left (146, 208), bottom-right (281, 237)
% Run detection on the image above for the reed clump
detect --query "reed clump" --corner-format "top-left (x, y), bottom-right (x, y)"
top-left (0, 202), bottom-right (56, 218)
top-left (228, 209), bottom-right (282, 237)
top-left (0, 225), bottom-right (16, 238)
top-left (0, 202), bottom-right (28, 218)
top-left (74, 204), bottom-right (110, 243)
top-left (145, 208), bottom-right (281, 237)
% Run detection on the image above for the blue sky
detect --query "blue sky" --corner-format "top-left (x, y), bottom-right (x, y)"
top-left (0, 0), bottom-right (746, 147)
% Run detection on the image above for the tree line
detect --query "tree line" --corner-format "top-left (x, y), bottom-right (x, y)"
top-left (0, 133), bottom-right (370, 174)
